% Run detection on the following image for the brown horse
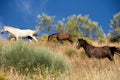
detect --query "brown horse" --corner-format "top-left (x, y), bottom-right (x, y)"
top-left (76, 38), bottom-right (120, 61)
top-left (48, 33), bottom-right (73, 44)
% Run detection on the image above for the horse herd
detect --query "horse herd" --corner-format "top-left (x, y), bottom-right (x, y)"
top-left (1, 26), bottom-right (120, 62)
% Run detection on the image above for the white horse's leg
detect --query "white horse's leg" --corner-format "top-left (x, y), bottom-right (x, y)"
top-left (15, 36), bottom-right (19, 41)
top-left (32, 36), bottom-right (38, 42)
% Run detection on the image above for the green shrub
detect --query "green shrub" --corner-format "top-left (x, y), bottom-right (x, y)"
top-left (65, 48), bottom-right (77, 57)
top-left (1, 41), bottom-right (71, 75)
top-left (0, 44), bottom-right (3, 67)
top-left (38, 35), bottom-right (48, 41)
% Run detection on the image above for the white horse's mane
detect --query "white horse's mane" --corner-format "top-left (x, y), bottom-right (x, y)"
top-left (4, 26), bottom-right (30, 30)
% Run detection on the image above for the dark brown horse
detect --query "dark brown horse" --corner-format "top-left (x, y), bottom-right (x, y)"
top-left (48, 33), bottom-right (73, 44)
top-left (76, 38), bottom-right (120, 61)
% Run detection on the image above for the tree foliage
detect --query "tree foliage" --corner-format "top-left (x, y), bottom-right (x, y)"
top-left (37, 13), bottom-right (106, 40)
top-left (109, 12), bottom-right (120, 42)
top-left (37, 13), bottom-right (55, 34)
top-left (55, 15), bottom-right (105, 40)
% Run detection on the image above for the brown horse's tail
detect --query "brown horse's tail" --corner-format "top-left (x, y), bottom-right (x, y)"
top-left (110, 47), bottom-right (120, 55)
top-left (48, 33), bottom-right (58, 41)
top-left (48, 35), bottom-right (51, 41)
top-left (33, 27), bottom-right (40, 36)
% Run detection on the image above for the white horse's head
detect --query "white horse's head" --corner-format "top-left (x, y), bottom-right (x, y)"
top-left (1, 26), bottom-right (8, 34)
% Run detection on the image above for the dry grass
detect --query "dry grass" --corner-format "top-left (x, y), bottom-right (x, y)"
top-left (0, 38), bottom-right (120, 80)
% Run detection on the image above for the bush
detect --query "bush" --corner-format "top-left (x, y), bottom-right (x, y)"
top-left (1, 41), bottom-right (71, 75)
top-left (38, 35), bottom-right (48, 41)
top-left (0, 44), bottom-right (3, 67)
top-left (65, 48), bottom-right (77, 57)
top-left (110, 33), bottom-right (120, 42)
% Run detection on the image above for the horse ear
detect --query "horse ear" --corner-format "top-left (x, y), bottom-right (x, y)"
top-left (79, 38), bottom-right (83, 40)
top-left (78, 38), bottom-right (80, 41)
top-left (78, 38), bottom-right (83, 41)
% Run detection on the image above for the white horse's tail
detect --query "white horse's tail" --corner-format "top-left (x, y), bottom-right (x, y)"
top-left (33, 27), bottom-right (40, 36)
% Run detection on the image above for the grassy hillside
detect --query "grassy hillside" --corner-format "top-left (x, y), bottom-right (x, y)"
top-left (0, 38), bottom-right (120, 80)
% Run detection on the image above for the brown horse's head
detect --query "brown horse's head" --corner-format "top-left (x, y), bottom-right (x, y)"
top-left (76, 38), bottom-right (87, 49)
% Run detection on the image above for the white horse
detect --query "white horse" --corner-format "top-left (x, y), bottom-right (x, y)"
top-left (1, 26), bottom-right (39, 42)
